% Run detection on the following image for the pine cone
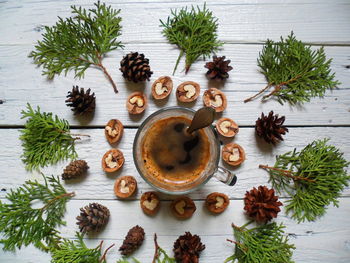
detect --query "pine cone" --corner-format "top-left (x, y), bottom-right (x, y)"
top-left (120, 52), bottom-right (153, 83)
top-left (119, 225), bottom-right (145, 256)
top-left (255, 111), bottom-right (289, 144)
top-left (244, 186), bottom-right (282, 223)
top-left (173, 232), bottom-right (205, 263)
top-left (204, 56), bottom-right (233, 80)
top-left (76, 203), bottom-right (110, 233)
top-left (65, 86), bottom-right (96, 115)
top-left (62, 160), bottom-right (89, 180)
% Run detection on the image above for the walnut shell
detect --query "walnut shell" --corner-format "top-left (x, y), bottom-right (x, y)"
top-left (170, 196), bottom-right (196, 219)
top-left (126, 92), bottom-right (147, 114)
top-left (205, 192), bottom-right (230, 214)
top-left (140, 192), bottom-right (160, 216)
top-left (114, 176), bottom-right (137, 198)
top-left (216, 118), bottom-right (239, 138)
top-left (105, 119), bottom-right (124, 144)
top-left (102, 149), bottom-right (125, 172)
top-left (151, 76), bottom-right (173, 100)
top-left (176, 81), bottom-right (200, 103)
top-left (222, 143), bottom-right (245, 166)
top-left (203, 88), bottom-right (227, 112)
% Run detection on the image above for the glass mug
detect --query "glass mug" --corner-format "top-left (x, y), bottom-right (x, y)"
top-left (133, 107), bottom-right (237, 195)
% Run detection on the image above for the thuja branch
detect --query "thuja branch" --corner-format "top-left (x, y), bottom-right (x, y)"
top-left (20, 103), bottom-right (87, 170)
top-left (29, 1), bottom-right (123, 93)
top-left (244, 32), bottom-right (340, 105)
top-left (262, 139), bottom-right (349, 222)
top-left (0, 175), bottom-right (73, 252)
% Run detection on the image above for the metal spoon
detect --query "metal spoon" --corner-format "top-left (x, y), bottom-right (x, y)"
top-left (187, 107), bottom-right (216, 134)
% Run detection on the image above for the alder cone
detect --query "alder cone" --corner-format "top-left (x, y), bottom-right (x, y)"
top-left (204, 55), bottom-right (233, 80)
top-left (255, 111), bottom-right (288, 144)
top-left (119, 225), bottom-right (145, 256)
top-left (173, 232), bottom-right (205, 263)
top-left (244, 186), bottom-right (282, 223)
top-left (65, 86), bottom-right (96, 115)
top-left (62, 160), bottom-right (89, 180)
top-left (120, 52), bottom-right (153, 83)
top-left (76, 203), bottom-right (110, 233)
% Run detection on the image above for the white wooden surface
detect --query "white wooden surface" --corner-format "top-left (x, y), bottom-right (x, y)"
top-left (0, 0), bottom-right (350, 262)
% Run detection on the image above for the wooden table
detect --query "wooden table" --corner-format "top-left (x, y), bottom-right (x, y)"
top-left (1, 0), bottom-right (350, 262)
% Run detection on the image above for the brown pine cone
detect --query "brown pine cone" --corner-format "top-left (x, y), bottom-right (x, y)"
top-left (244, 186), bottom-right (282, 223)
top-left (255, 111), bottom-right (289, 144)
top-left (173, 232), bottom-right (205, 263)
top-left (120, 52), bottom-right (153, 83)
top-left (65, 86), bottom-right (96, 115)
top-left (62, 160), bottom-right (89, 180)
top-left (76, 203), bottom-right (110, 233)
top-left (204, 56), bottom-right (233, 80)
top-left (119, 225), bottom-right (145, 256)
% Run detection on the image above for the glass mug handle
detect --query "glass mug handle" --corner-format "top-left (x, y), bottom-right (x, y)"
top-left (214, 166), bottom-right (237, 186)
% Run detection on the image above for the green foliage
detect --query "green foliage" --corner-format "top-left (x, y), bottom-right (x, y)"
top-left (160, 4), bottom-right (223, 74)
top-left (225, 222), bottom-right (295, 263)
top-left (20, 103), bottom-right (78, 171)
top-left (245, 32), bottom-right (340, 104)
top-left (51, 233), bottom-right (104, 263)
top-left (0, 175), bottom-right (74, 252)
top-left (29, 1), bottom-right (123, 92)
top-left (155, 246), bottom-right (176, 263)
top-left (263, 139), bottom-right (350, 222)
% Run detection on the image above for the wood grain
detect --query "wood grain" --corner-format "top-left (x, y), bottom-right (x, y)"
top-left (0, 44), bottom-right (349, 126)
top-left (1, 127), bottom-right (349, 200)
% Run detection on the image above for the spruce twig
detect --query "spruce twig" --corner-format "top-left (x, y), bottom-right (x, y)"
top-left (160, 4), bottom-right (223, 74)
top-left (0, 175), bottom-right (74, 252)
top-left (20, 103), bottom-right (85, 170)
top-left (261, 139), bottom-right (349, 222)
top-left (244, 32), bottom-right (340, 104)
top-left (29, 1), bottom-right (123, 93)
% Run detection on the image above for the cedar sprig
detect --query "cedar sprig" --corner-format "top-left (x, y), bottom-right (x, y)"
top-left (160, 4), bottom-right (223, 74)
top-left (244, 32), bottom-right (340, 104)
top-left (152, 234), bottom-right (176, 263)
top-left (51, 232), bottom-right (115, 263)
top-left (260, 139), bottom-right (350, 222)
top-left (225, 222), bottom-right (295, 263)
top-left (29, 1), bottom-right (123, 93)
top-left (20, 103), bottom-right (88, 171)
top-left (0, 175), bottom-right (74, 252)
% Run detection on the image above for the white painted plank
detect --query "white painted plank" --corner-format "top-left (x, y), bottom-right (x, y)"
top-left (1, 44), bottom-right (349, 126)
top-left (1, 0), bottom-right (350, 45)
top-left (1, 127), bottom-right (349, 200)
top-left (1, 198), bottom-right (350, 262)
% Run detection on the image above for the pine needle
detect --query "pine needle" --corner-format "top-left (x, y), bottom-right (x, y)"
top-left (29, 1), bottom-right (123, 93)
top-left (244, 32), bottom-right (340, 104)
top-left (160, 4), bottom-right (223, 74)
top-left (0, 175), bottom-right (74, 252)
top-left (260, 139), bottom-right (350, 222)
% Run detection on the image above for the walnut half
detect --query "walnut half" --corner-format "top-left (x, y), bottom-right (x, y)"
top-left (216, 117), bottom-right (239, 138)
top-left (151, 76), bottom-right (173, 100)
top-left (176, 81), bottom-right (200, 103)
top-left (105, 119), bottom-right (124, 144)
top-left (203, 88), bottom-right (227, 112)
top-left (101, 149), bottom-right (125, 172)
top-left (170, 196), bottom-right (196, 219)
top-left (140, 192), bottom-right (160, 216)
top-left (126, 92), bottom-right (147, 114)
top-left (114, 176), bottom-right (137, 198)
top-left (222, 143), bottom-right (245, 166)
top-left (205, 192), bottom-right (230, 214)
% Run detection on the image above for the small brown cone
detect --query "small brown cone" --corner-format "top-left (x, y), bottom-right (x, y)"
top-left (244, 185), bottom-right (282, 223)
top-left (255, 111), bottom-right (288, 144)
top-left (76, 203), bottom-right (110, 233)
top-left (65, 86), bottom-right (96, 115)
top-left (62, 160), bottom-right (89, 180)
top-left (204, 56), bottom-right (233, 80)
top-left (120, 52), bottom-right (153, 83)
top-left (173, 232), bottom-right (205, 263)
top-left (119, 225), bottom-right (145, 256)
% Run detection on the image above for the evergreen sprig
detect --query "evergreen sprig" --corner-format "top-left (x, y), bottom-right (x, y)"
top-left (160, 4), bottom-right (223, 74)
top-left (51, 232), bottom-right (114, 263)
top-left (225, 222), bottom-right (295, 263)
top-left (244, 32), bottom-right (340, 104)
top-left (20, 103), bottom-right (86, 171)
top-left (29, 1), bottom-right (123, 93)
top-left (260, 139), bottom-right (350, 222)
top-left (0, 175), bottom-right (74, 252)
